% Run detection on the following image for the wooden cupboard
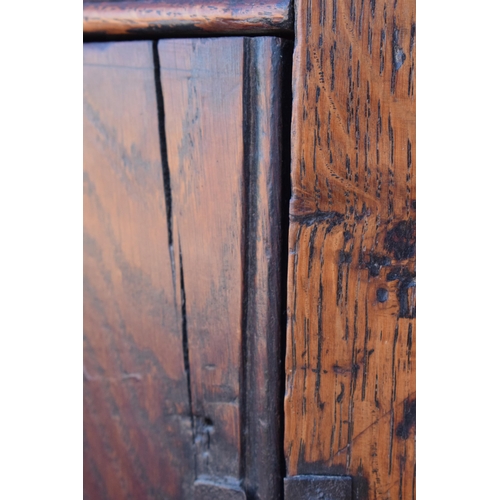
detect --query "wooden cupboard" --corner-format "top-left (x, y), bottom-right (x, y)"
top-left (83, 0), bottom-right (415, 498)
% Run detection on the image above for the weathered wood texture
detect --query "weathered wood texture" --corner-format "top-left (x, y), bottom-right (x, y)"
top-left (194, 479), bottom-right (247, 500)
top-left (285, 0), bottom-right (416, 498)
top-left (83, 0), bottom-right (293, 39)
top-left (240, 37), bottom-right (291, 500)
top-left (158, 37), bottom-right (288, 498)
top-left (84, 37), bottom-right (288, 499)
top-left (159, 37), bottom-right (246, 484)
top-left (83, 41), bottom-right (194, 500)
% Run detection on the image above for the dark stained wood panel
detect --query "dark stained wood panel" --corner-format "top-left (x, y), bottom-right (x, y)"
top-left (83, 41), bottom-right (194, 500)
top-left (284, 0), bottom-right (416, 498)
top-left (83, 0), bottom-right (293, 39)
top-left (158, 37), bottom-right (289, 498)
top-left (239, 37), bottom-right (290, 500)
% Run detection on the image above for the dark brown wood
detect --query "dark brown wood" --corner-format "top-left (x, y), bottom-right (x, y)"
top-left (158, 37), bottom-right (288, 498)
top-left (239, 37), bottom-right (291, 500)
top-left (83, 41), bottom-right (194, 499)
top-left (284, 0), bottom-right (416, 498)
top-left (83, 0), bottom-right (293, 39)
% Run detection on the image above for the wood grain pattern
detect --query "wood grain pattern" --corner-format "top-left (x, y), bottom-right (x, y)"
top-left (284, 0), bottom-right (416, 498)
top-left (84, 37), bottom-right (288, 499)
top-left (159, 37), bottom-right (245, 483)
top-left (158, 37), bottom-right (289, 497)
top-left (83, 41), bottom-right (194, 499)
top-left (83, 0), bottom-right (293, 39)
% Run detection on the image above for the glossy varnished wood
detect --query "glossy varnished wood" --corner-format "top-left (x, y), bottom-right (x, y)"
top-left (158, 37), bottom-right (289, 498)
top-left (83, 41), bottom-right (194, 499)
top-left (284, 0), bottom-right (416, 498)
top-left (83, 0), bottom-right (293, 39)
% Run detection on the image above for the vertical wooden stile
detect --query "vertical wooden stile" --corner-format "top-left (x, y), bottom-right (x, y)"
top-left (158, 36), bottom-right (289, 499)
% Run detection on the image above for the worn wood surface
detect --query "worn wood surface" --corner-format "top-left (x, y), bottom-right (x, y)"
top-left (239, 37), bottom-right (291, 500)
top-left (158, 37), bottom-right (288, 498)
top-left (284, 0), bottom-right (416, 498)
top-left (83, 41), bottom-right (194, 499)
top-left (194, 479), bottom-right (247, 500)
top-left (159, 37), bottom-right (245, 483)
top-left (84, 37), bottom-right (288, 499)
top-left (83, 0), bottom-right (293, 39)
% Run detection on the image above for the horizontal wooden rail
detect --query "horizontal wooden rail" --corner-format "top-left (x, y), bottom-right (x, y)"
top-left (83, 0), bottom-right (293, 39)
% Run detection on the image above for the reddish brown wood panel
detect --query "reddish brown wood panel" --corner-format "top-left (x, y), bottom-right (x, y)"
top-left (83, 0), bottom-right (293, 38)
top-left (159, 37), bottom-right (246, 483)
top-left (158, 37), bottom-right (289, 498)
top-left (284, 0), bottom-right (416, 498)
top-left (83, 41), bottom-right (194, 499)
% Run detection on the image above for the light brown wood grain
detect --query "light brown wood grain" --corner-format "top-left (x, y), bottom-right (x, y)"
top-left (83, 0), bottom-right (293, 38)
top-left (83, 41), bottom-right (194, 500)
top-left (284, 0), bottom-right (416, 498)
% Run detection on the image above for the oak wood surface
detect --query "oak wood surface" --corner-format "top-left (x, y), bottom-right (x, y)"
top-left (84, 36), bottom-right (288, 499)
top-left (284, 0), bottom-right (416, 498)
top-left (83, 41), bottom-right (194, 500)
top-left (159, 37), bottom-right (246, 483)
top-left (83, 0), bottom-right (293, 39)
top-left (158, 37), bottom-right (288, 498)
